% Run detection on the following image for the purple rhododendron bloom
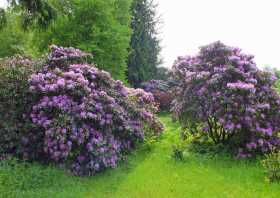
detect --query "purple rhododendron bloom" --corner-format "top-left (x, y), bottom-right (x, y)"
top-left (24, 45), bottom-right (163, 176)
top-left (172, 41), bottom-right (280, 157)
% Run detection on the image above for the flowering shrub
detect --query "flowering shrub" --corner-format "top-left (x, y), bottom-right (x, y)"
top-left (24, 45), bottom-right (163, 176)
top-left (127, 88), bottom-right (163, 137)
top-left (172, 41), bottom-right (280, 157)
top-left (0, 56), bottom-right (40, 156)
top-left (141, 80), bottom-right (175, 111)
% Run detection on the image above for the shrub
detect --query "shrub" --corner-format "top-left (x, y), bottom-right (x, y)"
top-left (172, 143), bottom-right (184, 161)
top-left (172, 41), bottom-right (280, 157)
top-left (187, 137), bottom-right (232, 158)
top-left (0, 56), bottom-right (40, 156)
top-left (262, 149), bottom-right (280, 182)
top-left (23, 45), bottom-right (163, 176)
top-left (141, 80), bottom-right (175, 111)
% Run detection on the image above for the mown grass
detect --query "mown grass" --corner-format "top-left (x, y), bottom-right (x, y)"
top-left (0, 114), bottom-right (280, 198)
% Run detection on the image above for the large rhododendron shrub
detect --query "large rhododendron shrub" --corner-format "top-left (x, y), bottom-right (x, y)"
top-left (172, 41), bottom-right (280, 157)
top-left (141, 80), bottom-right (175, 111)
top-left (23, 45), bottom-right (163, 176)
top-left (0, 56), bottom-right (41, 156)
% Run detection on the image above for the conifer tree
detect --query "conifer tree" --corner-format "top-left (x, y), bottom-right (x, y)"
top-left (127, 0), bottom-right (161, 87)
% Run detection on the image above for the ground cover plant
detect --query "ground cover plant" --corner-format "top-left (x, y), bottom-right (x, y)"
top-left (172, 41), bottom-right (280, 157)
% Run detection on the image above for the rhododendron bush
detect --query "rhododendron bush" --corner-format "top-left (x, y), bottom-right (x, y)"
top-left (172, 41), bottom-right (280, 157)
top-left (1, 46), bottom-right (163, 176)
top-left (0, 56), bottom-right (40, 156)
top-left (141, 80), bottom-right (175, 111)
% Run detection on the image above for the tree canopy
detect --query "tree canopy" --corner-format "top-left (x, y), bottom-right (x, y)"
top-left (127, 0), bottom-right (161, 87)
top-left (1, 0), bottom-right (57, 29)
top-left (32, 0), bottom-right (132, 81)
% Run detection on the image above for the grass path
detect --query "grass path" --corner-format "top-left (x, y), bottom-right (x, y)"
top-left (1, 114), bottom-right (280, 198)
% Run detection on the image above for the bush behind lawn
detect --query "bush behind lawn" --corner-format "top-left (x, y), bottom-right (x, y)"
top-left (0, 46), bottom-right (163, 176)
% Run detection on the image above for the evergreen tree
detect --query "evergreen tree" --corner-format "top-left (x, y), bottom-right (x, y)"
top-left (127, 0), bottom-right (161, 87)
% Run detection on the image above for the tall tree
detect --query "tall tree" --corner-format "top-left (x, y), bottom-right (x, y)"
top-left (127, 0), bottom-right (161, 87)
top-left (0, 11), bottom-right (30, 57)
top-left (32, 0), bottom-right (132, 81)
top-left (0, 8), bottom-right (7, 30)
top-left (1, 0), bottom-right (58, 29)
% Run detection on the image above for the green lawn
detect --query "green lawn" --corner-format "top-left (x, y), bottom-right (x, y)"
top-left (1, 114), bottom-right (280, 198)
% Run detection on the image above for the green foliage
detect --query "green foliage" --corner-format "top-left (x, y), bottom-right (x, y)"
top-left (262, 150), bottom-right (280, 182)
top-left (127, 0), bottom-right (161, 87)
top-left (274, 69), bottom-right (280, 92)
top-left (187, 136), bottom-right (233, 159)
top-left (33, 0), bottom-right (132, 81)
top-left (6, 0), bottom-right (57, 29)
top-left (0, 12), bottom-right (28, 57)
top-left (1, 1), bottom-right (132, 81)
top-left (0, 8), bottom-right (7, 30)
top-left (154, 66), bottom-right (171, 81)
top-left (142, 135), bottom-right (158, 151)
top-left (172, 143), bottom-right (185, 161)
top-left (264, 67), bottom-right (280, 93)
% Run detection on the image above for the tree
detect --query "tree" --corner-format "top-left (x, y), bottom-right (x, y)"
top-left (0, 11), bottom-right (29, 57)
top-left (127, 0), bottom-right (161, 87)
top-left (264, 66), bottom-right (280, 93)
top-left (153, 67), bottom-right (171, 81)
top-left (4, 0), bottom-right (57, 29)
top-left (0, 8), bottom-right (7, 30)
top-left (32, 0), bottom-right (132, 81)
top-left (172, 41), bottom-right (280, 157)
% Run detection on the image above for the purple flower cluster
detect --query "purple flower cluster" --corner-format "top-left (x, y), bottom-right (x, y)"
top-left (172, 41), bottom-right (280, 157)
top-left (127, 88), bottom-right (164, 136)
top-left (128, 88), bottom-right (157, 108)
top-left (227, 81), bottom-right (255, 93)
top-left (4, 55), bottom-right (35, 68)
top-left (48, 45), bottom-right (91, 62)
top-left (24, 46), bottom-right (163, 176)
top-left (141, 80), bottom-right (162, 92)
